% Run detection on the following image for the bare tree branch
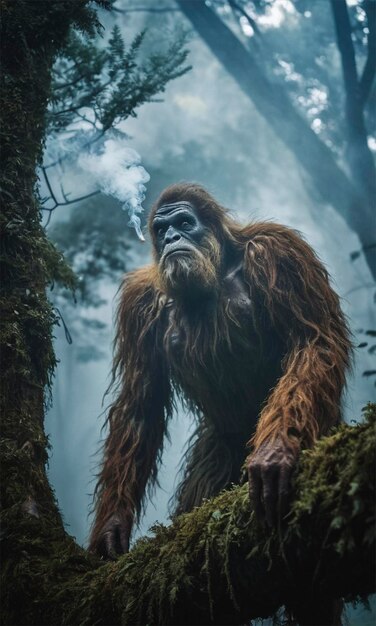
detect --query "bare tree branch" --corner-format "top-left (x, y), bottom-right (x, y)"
top-left (360, 0), bottom-right (376, 106)
top-left (113, 3), bottom-right (179, 14)
top-left (41, 166), bottom-right (100, 226)
top-left (43, 130), bottom-right (105, 170)
top-left (343, 282), bottom-right (376, 297)
top-left (330, 0), bottom-right (362, 120)
top-left (330, 0), bottom-right (376, 219)
top-left (227, 0), bottom-right (261, 37)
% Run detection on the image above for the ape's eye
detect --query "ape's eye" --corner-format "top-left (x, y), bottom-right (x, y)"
top-left (181, 221), bottom-right (192, 230)
top-left (157, 227), bottom-right (165, 237)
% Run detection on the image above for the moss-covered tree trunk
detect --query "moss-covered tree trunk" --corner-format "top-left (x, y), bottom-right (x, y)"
top-left (0, 0), bottom-right (102, 619)
top-left (1, 0), bottom-right (108, 517)
top-left (1, 1), bottom-right (78, 523)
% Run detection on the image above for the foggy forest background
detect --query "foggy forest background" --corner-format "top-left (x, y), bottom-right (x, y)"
top-left (40, 1), bottom-right (375, 622)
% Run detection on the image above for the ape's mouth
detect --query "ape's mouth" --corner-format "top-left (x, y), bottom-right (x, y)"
top-left (164, 248), bottom-right (191, 260)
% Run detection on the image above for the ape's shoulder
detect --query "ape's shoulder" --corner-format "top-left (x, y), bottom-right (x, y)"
top-left (242, 221), bottom-right (309, 248)
top-left (241, 221), bottom-right (324, 272)
top-left (122, 264), bottom-right (159, 296)
top-left (118, 264), bottom-right (163, 324)
top-left (239, 219), bottom-right (341, 328)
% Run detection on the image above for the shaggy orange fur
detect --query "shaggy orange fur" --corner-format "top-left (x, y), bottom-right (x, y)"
top-left (89, 183), bottom-right (351, 554)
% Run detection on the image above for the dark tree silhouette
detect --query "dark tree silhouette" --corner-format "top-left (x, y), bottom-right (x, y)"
top-left (176, 0), bottom-right (376, 279)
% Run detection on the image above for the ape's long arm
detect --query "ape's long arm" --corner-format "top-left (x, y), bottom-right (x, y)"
top-left (89, 267), bottom-right (171, 556)
top-left (245, 223), bottom-right (351, 455)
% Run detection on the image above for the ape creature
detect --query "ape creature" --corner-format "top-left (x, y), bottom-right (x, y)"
top-left (89, 183), bottom-right (351, 564)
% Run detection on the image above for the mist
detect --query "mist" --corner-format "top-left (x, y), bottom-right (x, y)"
top-left (44, 2), bottom-right (375, 622)
top-left (79, 137), bottom-right (150, 240)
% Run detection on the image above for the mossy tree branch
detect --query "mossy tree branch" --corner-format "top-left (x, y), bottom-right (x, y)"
top-left (2, 406), bottom-right (375, 625)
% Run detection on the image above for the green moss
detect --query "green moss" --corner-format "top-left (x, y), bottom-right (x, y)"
top-left (290, 404), bottom-right (376, 543)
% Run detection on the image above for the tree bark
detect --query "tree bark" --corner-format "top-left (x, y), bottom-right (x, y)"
top-left (359, 0), bottom-right (376, 107)
top-left (0, 0), bottom-right (84, 525)
top-left (176, 0), bottom-right (376, 280)
top-left (0, 0), bottom-right (101, 617)
top-left (2, 408), bottom-right (375, 625)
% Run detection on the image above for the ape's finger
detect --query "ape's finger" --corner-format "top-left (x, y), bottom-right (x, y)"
top-left (249, 466), bottom-right (264, 521)
top-left (278, 466), bottom-right (292, 519)
top-left (119, 525), bottom-right (130, 554)
top-left (103, 530), bottom-right (118, 560)
top-left (263, 468), bottom-right (278, 527)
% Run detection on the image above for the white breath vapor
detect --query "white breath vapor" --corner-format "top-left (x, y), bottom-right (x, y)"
top-left (78, 138), bottom-right (150, 241)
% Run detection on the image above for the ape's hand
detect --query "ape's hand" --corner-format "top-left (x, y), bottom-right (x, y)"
top-left (95, 513), bottom-right (131, 560)
top-left (247, 437), bottom-right (299, 526)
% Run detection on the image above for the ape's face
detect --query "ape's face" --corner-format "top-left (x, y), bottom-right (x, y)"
top-left (153, 202), bottom-right (207, 259)
top-left (152, 201), bottom-right (221, 299)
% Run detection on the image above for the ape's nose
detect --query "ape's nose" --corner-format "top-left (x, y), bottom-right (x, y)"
top-left (165, 226), bottom-right (181, 244)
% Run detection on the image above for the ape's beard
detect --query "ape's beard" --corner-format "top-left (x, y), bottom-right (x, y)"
top-left (158, 236), bottom-right (222, 300)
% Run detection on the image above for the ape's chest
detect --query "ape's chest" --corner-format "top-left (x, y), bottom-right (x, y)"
top-left (164, 274), bottom-right (254, 364)
top-left (161, 261), bottom-right (286, 432)
top-left (162, 281), bottom-right (280, 429)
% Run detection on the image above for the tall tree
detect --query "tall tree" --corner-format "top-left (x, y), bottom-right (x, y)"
top-left (1, 0), bottom-right (106, 532)
top-left (176, 0), bottom-right (376, 280)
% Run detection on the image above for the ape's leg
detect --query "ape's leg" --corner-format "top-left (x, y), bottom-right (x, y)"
top-left (174, 422), bottom-right (246, 515)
